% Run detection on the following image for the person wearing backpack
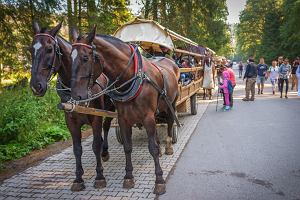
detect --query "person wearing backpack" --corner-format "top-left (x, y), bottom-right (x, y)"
top-left (243, 58), bottom-right (257, 101)
top-left (219, 70), bottom-right (231, 111)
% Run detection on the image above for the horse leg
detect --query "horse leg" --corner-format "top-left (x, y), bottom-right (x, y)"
top-left (156, 134), bottom-right (162, 157)
top-left (101, 117), bottom-right (113, 162)
top-left (91, 117), bottom-right (106, 189)
top-left (143, 115), bottom-right (166, 195)
top-left (101, 99), bottom-right (115, 162)
top-left (119, 119), bottom-right (135, 189)
top-left (165, 100), bottom-right (176, 155)
top-left (65, 116), bottom-right (85, 191)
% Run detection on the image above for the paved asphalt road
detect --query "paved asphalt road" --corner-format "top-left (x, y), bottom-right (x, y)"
top-left (160, 67), bottom-right (300, 200)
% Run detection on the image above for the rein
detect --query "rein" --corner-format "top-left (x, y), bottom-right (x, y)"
top-left (69, 43), bottom-right (139, 104)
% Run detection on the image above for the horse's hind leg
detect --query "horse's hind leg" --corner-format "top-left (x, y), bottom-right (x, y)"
top-left (165, 101), bottom-right (176, 155)
top-left (143, 115), bottom-right (166, 195)
top-left (91, 117), bottom-right (106, 189)
top-left (65, 115), bottom-right (85, 191)
top-left (102, 117), bottom-right (113, 162)
top-left (119, 118), bottom-right (135, 189)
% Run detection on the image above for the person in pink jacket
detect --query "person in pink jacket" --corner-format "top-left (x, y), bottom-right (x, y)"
top-left (219, 71), bottom-right (231, 111)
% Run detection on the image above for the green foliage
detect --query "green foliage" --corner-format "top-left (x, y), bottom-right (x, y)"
top-left (236, 0), bottom-right (300, 63)
top-left (0, 85), bottom-right (69, 164)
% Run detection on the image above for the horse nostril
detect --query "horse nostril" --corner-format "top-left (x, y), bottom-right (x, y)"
top-left (36, 83), bottom-right (43, 92)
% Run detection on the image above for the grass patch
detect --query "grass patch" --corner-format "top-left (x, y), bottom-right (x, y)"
top-left (0, 85), bottom-right (70, 166)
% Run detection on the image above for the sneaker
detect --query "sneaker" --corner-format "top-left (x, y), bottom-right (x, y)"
top-left (242, 98), bottom-right (249, 101)
top-left (223, 106), bottom-right (230, 111)
top-left (285, 95), bottom-right (288, 99)
top-left (261, 90), bottom-right (263, 94)
top-left (249, 98), bottom-right (254, 101)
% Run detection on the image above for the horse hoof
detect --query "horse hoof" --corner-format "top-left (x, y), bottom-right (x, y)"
top-left (101, 152), bottom-right (110, 162)
top-left (165, 147), bottom-right (174, 155)
top-left (123, 178), bottom-right (135, 189)
top-left (154, 183), bottom-right (166, 195)
top-left (94, 179), bottom-right (107, 189)
top-left (71, 182), bottom-right (85, 192)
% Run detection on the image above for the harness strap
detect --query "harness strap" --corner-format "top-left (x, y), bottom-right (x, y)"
top-left (145, 64), bottom-right (181, 127)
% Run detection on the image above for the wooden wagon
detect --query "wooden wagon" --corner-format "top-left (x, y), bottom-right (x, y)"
top-left (60, 18), bottom-right (207, 144)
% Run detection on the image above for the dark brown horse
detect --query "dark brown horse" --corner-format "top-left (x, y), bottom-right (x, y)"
top-left (70, 27), bottom-right (180, 195)
top-left (29, 22), bottom-right (114, 191)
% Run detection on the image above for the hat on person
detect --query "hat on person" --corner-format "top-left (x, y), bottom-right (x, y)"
top-left (248, 58), bottom-right (254, 62)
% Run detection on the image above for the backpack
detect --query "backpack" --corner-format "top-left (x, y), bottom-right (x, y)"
top-left (228, 80), bottom-right (233, 94)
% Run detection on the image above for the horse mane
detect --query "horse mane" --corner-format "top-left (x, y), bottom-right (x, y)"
top-left (77, 33), bottom-right (126, 46)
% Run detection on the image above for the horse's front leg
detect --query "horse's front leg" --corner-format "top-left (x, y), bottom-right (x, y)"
top-left (91, 116), bottom-right (107, 189)
top-left (65, 114), bottom-right (85, 191)
top-left (119, 118), bottom-right (135, 189)
top-left (143, 114), bottom-right (166, 195)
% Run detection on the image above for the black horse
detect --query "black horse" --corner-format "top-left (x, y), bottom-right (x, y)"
top-left (29, 22), bottom-right (114, 191)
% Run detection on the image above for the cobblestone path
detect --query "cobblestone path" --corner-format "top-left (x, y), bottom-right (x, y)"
top-left (0, 99), bottom-right (209, 200)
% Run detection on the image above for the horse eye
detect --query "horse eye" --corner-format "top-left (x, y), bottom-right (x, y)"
top-left (47, 46), bottom-right (53, 53)
top-left (83, 55), bottom-right (89, 62)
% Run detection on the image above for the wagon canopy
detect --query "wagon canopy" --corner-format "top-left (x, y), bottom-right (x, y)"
top-left (114, 18), bottom-right (198, 52)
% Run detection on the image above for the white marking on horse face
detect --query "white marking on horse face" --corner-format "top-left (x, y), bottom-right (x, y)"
top-left (33, 42), bottom-right (42, 56)
top-left (71, 49), bottom-right (78, 62)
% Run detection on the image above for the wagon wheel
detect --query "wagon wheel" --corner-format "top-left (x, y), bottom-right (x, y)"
top-left (172, 125), bottom-right (178, 144)
top-left (190, 94), bottom-right (197, 115)
top-left (115, 126), bottom-right (124, 145)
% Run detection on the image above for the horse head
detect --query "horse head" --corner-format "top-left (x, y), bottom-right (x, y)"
top-left (70, 26), bottom-right (103, 101)
top-left (29, 22), bottom-right (62, 96)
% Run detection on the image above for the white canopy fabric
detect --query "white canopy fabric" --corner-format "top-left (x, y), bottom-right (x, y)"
top-left (114, 18), bottom-right (198, 51)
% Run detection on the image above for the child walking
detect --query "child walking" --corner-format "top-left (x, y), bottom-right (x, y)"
top-left (219, 71), bottom-right (231, 111)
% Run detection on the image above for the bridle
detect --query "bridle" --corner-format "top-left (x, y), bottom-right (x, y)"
top-left (34, 33), bottom-right (62, 85)
top-left (72, 42), bottom-right (103, 99)
top-left (69, 42), bottom-right (138, 104)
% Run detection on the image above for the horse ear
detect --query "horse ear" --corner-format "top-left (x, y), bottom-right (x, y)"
top-left (33, 21), bottom-right (40, 34)
top-left (49, 22), bottom-right (62, 36)
top-left (86, 25), bottom-right (96, 44)
top-left (71, 28), bottom-right (78, 43)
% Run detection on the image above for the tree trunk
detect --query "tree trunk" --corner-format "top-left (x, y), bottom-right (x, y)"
top-left (78, 0), bottom-right (82, 33)
top-left (160, 0), bottom-right (167, 25)
top-left (87, 0), bottom-right (97, 29)
top-left (152, 0), bottom-right (158, 21)
top-left (144, 0), bottom-right (151, 19)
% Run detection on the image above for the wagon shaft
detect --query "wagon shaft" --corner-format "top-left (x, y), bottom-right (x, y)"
top-left (57, 103), bottom-right (118, 118)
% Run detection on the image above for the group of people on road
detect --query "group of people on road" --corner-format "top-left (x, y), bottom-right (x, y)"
top-left (241, 56), bottom-right (300, 101)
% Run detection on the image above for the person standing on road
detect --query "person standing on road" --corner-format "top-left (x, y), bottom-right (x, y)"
top-left (296, 62), bottom-right (300, 96)
top-left (291, 57), bottom-right (299, 91)
top-left (278, 58), bottom-right (291, 98)
top-left (243, 58), bottom-right (257, 101)
top-left (219, 70), bottom-right (231, 111)
top-left (223, 64), bottom-right (236, 108)
top-left (202, 56), bottom-right (215, 100)
top-left (257, 58), bottom-right (268, 94)
top-left (268, 60), bottom-right (279, 95)
top-left (277, 56), bottom-right (284, 91)
top-left (238, 61), bottom-right (243, 78)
